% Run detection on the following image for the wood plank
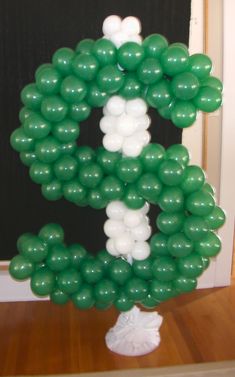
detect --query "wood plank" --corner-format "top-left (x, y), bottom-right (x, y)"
top-left (0, 284), bottom-right (235, 376)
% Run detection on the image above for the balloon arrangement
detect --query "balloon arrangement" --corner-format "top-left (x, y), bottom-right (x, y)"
top-left (9, 15), bottom-right (225, 313)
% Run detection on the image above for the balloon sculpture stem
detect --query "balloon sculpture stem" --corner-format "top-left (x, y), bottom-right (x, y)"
top-left (105, 306), bottom-right (163, 356)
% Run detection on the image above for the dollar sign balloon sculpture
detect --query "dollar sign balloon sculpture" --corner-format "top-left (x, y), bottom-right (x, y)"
top-left (9, 15), bottom-right (225, 356)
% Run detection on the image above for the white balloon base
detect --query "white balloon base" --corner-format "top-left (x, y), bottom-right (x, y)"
top-left (105, 306), bottom-right (163, 356)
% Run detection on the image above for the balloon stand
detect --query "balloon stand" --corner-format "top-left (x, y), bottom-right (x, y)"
top-left (105, 306), bottom-right (163, 356)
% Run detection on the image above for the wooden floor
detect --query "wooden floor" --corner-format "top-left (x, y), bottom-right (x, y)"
top-left (1, 283), bottom-right (235, 376)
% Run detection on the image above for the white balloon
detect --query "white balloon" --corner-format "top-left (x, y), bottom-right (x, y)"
top-left (127, 34), bottom-right (143, 45)
top-left (141, 202), bottom-right (150, 215)
top-left (111, 31), bottom-right (129, 48)
top-left (99, 116), bottom-right (117, 134)
top-left (106, 239), bottom-right (120, 256)
top-left (106, 200), bottom-right (127, 220)
top-left (116, 114), bottom-right (138, 137)
top-left (131, 223), bottom-right (152, 241)
top-left (102, 15), bottom-right (122, 36)
top-left (104, 219), bottom-right (125, 238)
top-left (135, 130), bottom-right (151, 146)
top-left (123, 210), bottom-right (143, 228)
top-left (121, 16), bottom-right (141, 36)
top-left (126, 98), bottom-right (148, 117)
top-left (136, 115), bottom-right (151, 131)
top-left (103, 133), bottom-right (123, 152)
top-left (122, 136), bottom-right (143, 157)
top-left (106, 96), bottom-right (126, 116)
top-left (103, 105), bottom-right (110, 116)
top-left (131, 241), bottom-right (151, 260)
top-left (114, 233), bottom-right (134, 254)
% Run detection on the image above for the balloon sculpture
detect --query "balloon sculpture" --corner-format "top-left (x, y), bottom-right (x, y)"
top-left (9, 15), bottom-right (225, 356)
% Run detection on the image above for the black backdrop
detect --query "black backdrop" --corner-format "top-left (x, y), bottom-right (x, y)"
top-left (0, 0), bottom-right (191, 260)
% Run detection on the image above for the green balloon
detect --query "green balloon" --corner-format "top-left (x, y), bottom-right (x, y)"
top-left (87, 188), bottom-right (107, 209)
top-left (21, 235), bottom-right (48, 262)
top-left (60, 75), bottom-right (87, 103)
top-left (19, 107), bottom-right (35, 123)
top-left (158, 186), bottom-right (184, 213)
top-left (186, 190), bottom-right (215, 216)
top-left (20, 151), bottom-right (37, 167)
top-left (204, 206), bottom-right (226, 230)
top-left (17, 233), bottom-right (33, 253)
top-left (114, 292), bottom-right (134, 312)
top-left (132, 257), bottom-right (153, 280)
top-left (35, 136), bottom-right (61, 163)
top-left (35, 64), bottom-right (53, 76)
top-left (188, 53), bottom-right (212, 79)
top-left (60, 141), bottom-right (77, 155)
top-left (52, 47), bottom-right (75, 76)
top-left (69, 101), bottom-right (91, 122)
top-left (117, 42), bottom-right (145, 71)
top-left (46, 244), bottom-right (70, 272)
top-left (183, 215), bottom-right (208, 241)
top-left (201, 76), bottom-right (223, 92)
top-left (143, 34), bottom-right (168, 58)
top-left (96, 148), bottom-right (120, 174)
top-left (75, 39), bottom-right (95, 54)
top-left (86, 83), bottom-right (108, 107)
top-left (78, 162), bottom-right (103, 189)
top-left (193, 86), bottom-right (222, 112)
top-left (177, 253), bottom-right (204, 278)
top-left (95, 301), bottom-right (112, 310)
top-left (202, 182), bottom-right (216, 196)
top-left (125, 277), bottom-right (148, 301)
top-left (92, 38), bottom-right (116, 66)
top-left (194, 231), bottom-right (221, 257)
top-left (137, 57), bottom-right (163, 85)
top-left (72, 284), bottom-right (95, 309)
top-left (167, 232), bottom-right (193, 258)
top-left (69, 244), bottom-right (87, 269)
top-left (158, 160), bottom-right (185, 186)
top-left (150, 232), bottom-right (169, 257)
top-left (35, 67), bottom-right (62, 95)
top-left (123, 184), bottom-right (145, 209)
top-left (173, 276), bottom-right (197, 293)
top-left (166, 144), bottom-right (190, 167)
top-left (156, 212), bottom-right (185, 235)
top-left (52, 119), bottom-right (80, 143)
top-left (31, 268), bottom-right (56, 296)
top-left (94, 279), bottom-right (118, 303)
top-left (9, 255), bottom-right (34, 280)
top-left (23, 113), bottom-right (51, 139)
top-left (116, 157), bottom-right (143, 183)
top-left (158, 100), bottom-right (175, 120)
top-left (97, 249), bottom-right (114, 270)
top-left (119, 73), bottom-right (142, 99)
top-left (97, 65), bottom-right (124, 94)
top-left (21, 83), bottom-right (43, 110)
top-left (108, 259), bottom-right (132, 285)
top-left (160, 46), bottom-right (189, 76)
top-left (150, 280), bottom-right (174, 302)
top-left (41, 180), bottom-right (63, 201)
top-left (137, 173), bottom-right (163, 203)
top-left (54, 155), bottom-right (78, 181)
top-left (81, 258), bottom-right (104, 284)
top-left (75, 146), bottom-right (96, 165)
top-left (72, 53), bottom-right (99, 81)
top-left (29, 161), bottom-right (53, 184)
top-left (180, 165), bottom-right (205, 194)
top-left (10, 128), bottom-right (34, 152)
top-left (39, 223), bottom-right (64, 246)
top-left (152, 257), bottom-right (177, 282)
top-left (140, 143), bottom-right (165, 172)
top-left (201, 256), bottom-right (210, 269)
top-left (146, 80), bottom-right (172, 109)
top-left (171, 101), bottom-right (197, 128)
top-left (171, 72), bottom-right (199, 100)
top-left (57, 268), bottom-right (82, 295)
top-left (141, 294), bottom-right (160, 309)
top-left (63, 180), bottom-right (87, 203)
top-left (100, 176), bottom-right (124, 201)
top-left (170, 42), bottom-right (188, 52)
top-left (50, 289), bottom-right (69, 305)
top-left (41, 95), bottom-right (68, 122)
